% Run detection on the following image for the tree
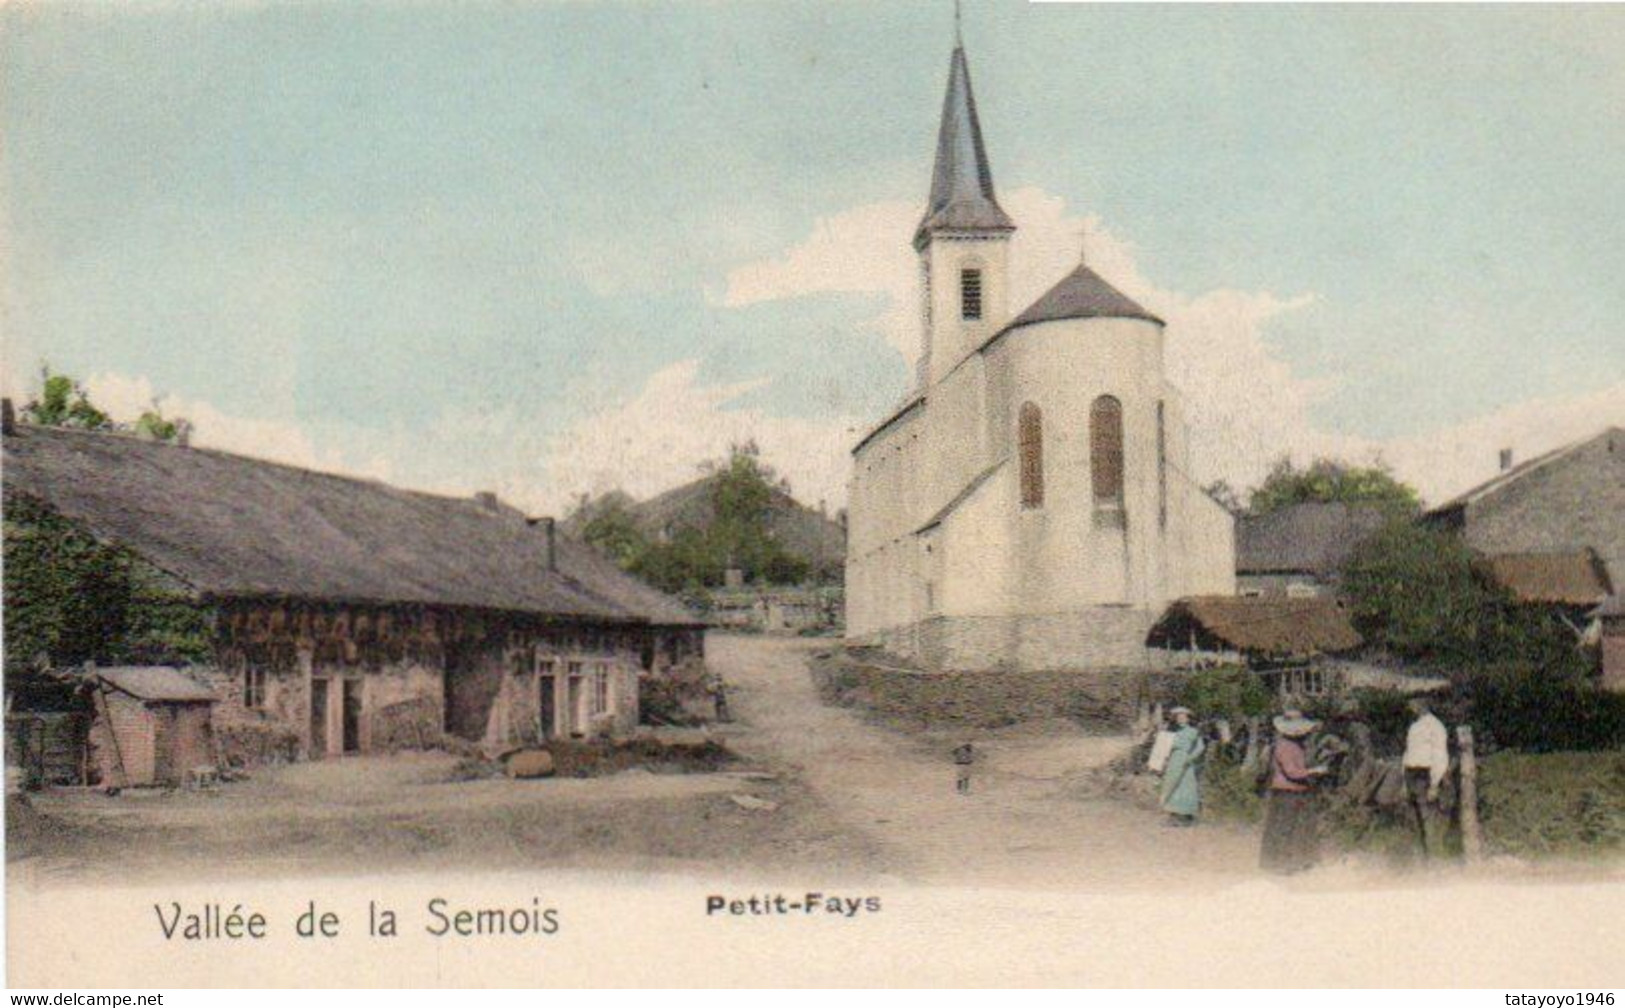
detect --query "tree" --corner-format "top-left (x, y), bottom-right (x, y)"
top-left (21, 367), bottom-right (190, 443)
top-left (578, 497), bottom-right (648, 568)
top-left (22, 369), bottom-right (113, 431)
top-left (1340, 521), bottom-right (1590, 679)
top-left (1247, 456), bottom-right (1420, 517)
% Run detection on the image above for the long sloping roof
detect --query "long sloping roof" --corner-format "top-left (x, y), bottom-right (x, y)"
top-left (3, 424), bottom-right (701, 626)
top-left (1237, 502), bottom-right (1391, 576)
top-left (914, 45), bottom-right (1014, 249)
top-left (1146, 595), bottom-right (1363, 658)
top-left (1429, 427), bottom-right (1622, 515)
top-left (1486, 549), bottom-right (1613, 607)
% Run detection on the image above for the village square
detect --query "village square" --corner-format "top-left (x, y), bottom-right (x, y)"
top-left (3, 6), bottom-right (1623, 896)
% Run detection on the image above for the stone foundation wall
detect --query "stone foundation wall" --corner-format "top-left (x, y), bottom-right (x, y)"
top-left (858, 607), bottom-right (1172, 674)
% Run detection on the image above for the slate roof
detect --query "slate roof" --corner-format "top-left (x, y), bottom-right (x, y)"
top-left (1428, 427), bottom-right (1623, 516)
top-left (1146, 595), bottom-right (1363, 659)
top-left (917, 458), bottom-right (1005, 534)
top-left (94, 666), bottom-right (217, 703)
top-left (1001, 263), bottom-right (1163, 333)
top-left (1485, 549), bottom-right (1613, 607)
top-left (1236, 502), bottom-right (1392, 577)
top-left (3, 424), bottom-right (702, 627)
top-left (914, 45), bottom-right (1014, 249)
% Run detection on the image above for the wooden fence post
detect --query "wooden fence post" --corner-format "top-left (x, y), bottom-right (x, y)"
top-left (1456, 724), bottom-right (1483, 864)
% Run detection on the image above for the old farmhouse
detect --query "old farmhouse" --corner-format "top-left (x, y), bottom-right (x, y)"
top-left (3, 419), bottom-right (705, 774)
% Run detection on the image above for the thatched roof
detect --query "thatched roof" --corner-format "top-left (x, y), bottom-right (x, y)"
top-left (1146, 595), bottom-right (1363, 659)
top-left (1236, 502), bottom-right (1390, 576)
top-left (3, 424), bottom-right (701, 627)
top-left (1486, 549), bottom-right (1613, 607)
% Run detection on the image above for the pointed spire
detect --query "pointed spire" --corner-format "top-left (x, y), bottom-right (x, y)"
top-left (914, 33), bottom-right (1014, 250)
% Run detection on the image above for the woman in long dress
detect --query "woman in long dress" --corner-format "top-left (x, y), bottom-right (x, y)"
top-left (1261, 709), bottom-right (1328, 873)
top-left (1159, 706), bottom-right (1205, 827)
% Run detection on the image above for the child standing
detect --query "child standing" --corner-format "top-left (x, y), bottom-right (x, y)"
top-left (953, 742), bottom-right (977, 795)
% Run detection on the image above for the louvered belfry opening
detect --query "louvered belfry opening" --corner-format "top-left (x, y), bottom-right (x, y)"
top-left (960, 268), bottom-right (982, 320)
top-left (1019, 402), bottom-right (1044, 509)
top-left (1090, 395), bottom-right (1125, 506)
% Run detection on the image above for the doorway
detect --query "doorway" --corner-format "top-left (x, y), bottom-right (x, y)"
top-left (566, 675), bottom-right (584, 738)
top-left (341, 679), bottom-right (363, 754)
top-left (538, 675), bottom-right (558, 740)
top-left (310, 678), bottom-right (330, 757)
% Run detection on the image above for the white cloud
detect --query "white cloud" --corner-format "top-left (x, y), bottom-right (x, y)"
top-left (538, 359), bottom-right (858, 516)
top-left (719, 186), bottom-right (1625, 508)
top-left (82, 372), bottom-right (393, 482)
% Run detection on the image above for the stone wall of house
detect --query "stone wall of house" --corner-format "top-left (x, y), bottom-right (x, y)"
top-left (1603, 618), bottom-right (1625, 694)
top-left (207, 600), bottom-right (650, 763)
top-left (1463, 431), bottom-right (1625, 585)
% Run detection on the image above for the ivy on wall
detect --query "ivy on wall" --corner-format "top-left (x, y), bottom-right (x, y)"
top-left (3, 495), bottom-right (212, 673)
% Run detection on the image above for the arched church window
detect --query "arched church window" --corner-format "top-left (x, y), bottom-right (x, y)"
top-left (1018, 402), bottom-right (1043, 509)
top-left (960, 268), bottom-right (983, 320)
top-left (1090, 395), bottom-right (1124, 506)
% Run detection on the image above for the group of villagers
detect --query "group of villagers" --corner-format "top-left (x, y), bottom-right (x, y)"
top-left (1151, 705), bottom-right (1329, 874)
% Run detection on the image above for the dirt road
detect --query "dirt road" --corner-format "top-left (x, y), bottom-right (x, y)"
top-left (714, 634), bottom-right (1259, 890)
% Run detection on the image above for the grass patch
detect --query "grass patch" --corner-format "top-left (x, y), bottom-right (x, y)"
top-left (1478, 750), bottom-right (1625, 858)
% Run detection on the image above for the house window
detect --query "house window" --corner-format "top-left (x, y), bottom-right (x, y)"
top-left (591, 664), bottom-right (610, 716)
top-left (1090, 395), bottom-right (1125, 506)
top-left (960, 269), bottom-right (982, 320)
top-left (1018, 402), bottom-right (1044, 509)
top-left (243, 666), bottom-right (266, 710)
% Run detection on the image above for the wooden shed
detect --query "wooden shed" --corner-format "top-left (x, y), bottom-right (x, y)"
top-left (88, 667), bottom-right (218, 787)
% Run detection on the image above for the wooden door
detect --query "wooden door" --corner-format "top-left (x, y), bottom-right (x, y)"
top-left (538, 675), bottom-right (557, 740)
top-left (566, 676), bottom-right (584, 738)
top-left (310, 678), bottom-right (330, 758)
top-left (341, 680), bottom-right (363, 754)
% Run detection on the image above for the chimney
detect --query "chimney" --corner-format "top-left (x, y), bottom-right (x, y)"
top-left (1498, 448), bottom-right (1513, 472)
top-left (1, 398), bottom-right (13, 436)
top-left (474, 490), bottom-right (500, 511)
top-left (528, 516), bottom-right (558, 572)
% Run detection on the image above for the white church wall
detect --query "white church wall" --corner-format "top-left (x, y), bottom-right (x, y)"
top-left (999, 315), bottom-right (1168, 611)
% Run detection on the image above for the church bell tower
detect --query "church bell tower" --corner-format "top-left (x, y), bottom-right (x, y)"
top-left (915, 33), bottom-right (1015, 388)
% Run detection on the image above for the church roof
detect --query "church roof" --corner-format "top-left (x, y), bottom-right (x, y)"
top-left (1002, 263), bottom-right (1164, 332)
top-left (914, 45), bottom-right (1014, 250)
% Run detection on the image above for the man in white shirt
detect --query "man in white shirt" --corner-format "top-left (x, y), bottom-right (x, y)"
top-left (1402, 698), bottom-right (1451, 859)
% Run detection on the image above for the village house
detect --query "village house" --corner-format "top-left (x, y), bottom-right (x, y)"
top-left (1426, 427), bottom-right (1624, 595)
top-left (1235, 502), bottom-right (1391, 598)
top-left (3, 418), bottom-right (706, 777)
top-left (844, 36), bottom-right (1235, 673)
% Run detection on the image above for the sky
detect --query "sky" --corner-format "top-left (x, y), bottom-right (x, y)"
top-left (3, 1), bottom-right (1622, 514)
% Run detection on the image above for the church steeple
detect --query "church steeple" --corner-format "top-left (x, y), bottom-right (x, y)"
top-left (914, 39), bottom-right (1015, 251)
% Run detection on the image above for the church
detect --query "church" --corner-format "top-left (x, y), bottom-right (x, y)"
top-left (844, 37), bottom-right (1236, 673)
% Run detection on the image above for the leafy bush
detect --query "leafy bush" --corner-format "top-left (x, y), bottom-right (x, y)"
top-left (1347, 687), bottom-right (1415, 750)
top-left (1172, 665), bottom-right (1273, 722)
top-left (1459, 665), bottom-right (1625, 752)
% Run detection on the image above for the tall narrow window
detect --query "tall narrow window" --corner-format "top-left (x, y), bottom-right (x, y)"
top-left (960, 269), bottom-right (982, 320)
top-left (1090, 395), bottom-right (1125, 506)
top-left (1156, 400), bottom-right (1167, 529)
top-left (1018, 402), bottom-right (1044, 509)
